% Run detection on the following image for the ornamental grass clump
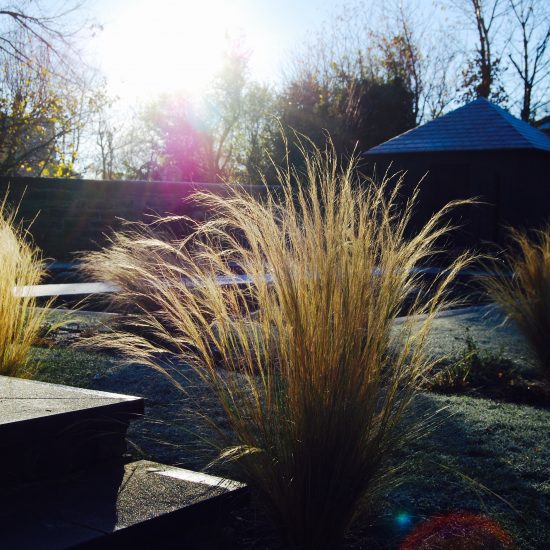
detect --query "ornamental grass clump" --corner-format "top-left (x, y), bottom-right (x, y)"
top-left (483, 227), bottom-right (550, 382)
top-left (81, 144), bottom-right (471, 550)
top-left (0, 198), bottom-right (50, 378)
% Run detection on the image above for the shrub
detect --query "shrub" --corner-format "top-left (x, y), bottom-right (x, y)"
top-left (400, 512), bottom-right (514, 549)
top-left (483, 227), bottom-right (550, 382)
top-left (81, 143), bottom-right (471, 549)
top-left (0, 197), bottom-right (51, 378)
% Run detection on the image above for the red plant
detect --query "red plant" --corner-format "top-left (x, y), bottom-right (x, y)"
top-left (400, 512), bottom-right (514, 550)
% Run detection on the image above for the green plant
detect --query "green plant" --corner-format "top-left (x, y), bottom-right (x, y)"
top-left (483, 227), bottom-right (550, 382)
top-left (439, 329), bottom-right (478, 391)
top-left (81, 142), bottom-right (471, 550)
top-left (427, 328), bottom-right (521, 392)
top-left (429, 328), bottom-right (505, 392)
top-left (0, 197), bottom-right (52, 377)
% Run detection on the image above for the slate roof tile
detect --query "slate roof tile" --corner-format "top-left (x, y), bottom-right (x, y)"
top-left (366, 98), bottom-right (550, 154)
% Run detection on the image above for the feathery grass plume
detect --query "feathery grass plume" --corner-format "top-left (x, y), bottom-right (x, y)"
top-left (483, 226), bottom-right (550, 382)
top-left (0, 196), bottom-right (52, 378)
top-left (80, 142), bottom-right (471, 550)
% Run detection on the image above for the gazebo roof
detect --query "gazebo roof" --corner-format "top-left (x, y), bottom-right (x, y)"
top-left (366, 97), bottom-right (550, 155)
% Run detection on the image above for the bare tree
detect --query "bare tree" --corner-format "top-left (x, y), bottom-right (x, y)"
top-left (377, 17), bottom-right (424, 122)
top-left (0, 1), bottom-right (90, 79)
top-left (507, 0), bottom-right (550, 120)
top-left (95, 109), bottom-right (118, 180)
top-left (203, 47), bottom-right (249, 180)
top-left (378, 0), bottom-right (460, 123)
top-left (454, 0), bottom-right (508, 102)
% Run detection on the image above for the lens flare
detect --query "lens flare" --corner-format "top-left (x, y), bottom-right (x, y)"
top-left (395, 512), bottom-right (413, 529)
top-left (399, 512), bottom-right (513, 549)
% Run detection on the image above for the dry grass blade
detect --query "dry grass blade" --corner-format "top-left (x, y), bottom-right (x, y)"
top-left (0, 196), bottom-right (52, 378)
top-left (482, 226), bottom-right (550, 382)
top-left (81, 141), bottom-right (472, 550)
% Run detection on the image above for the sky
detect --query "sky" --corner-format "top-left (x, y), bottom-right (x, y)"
top-left (81, 0), bottom-right (338, 103)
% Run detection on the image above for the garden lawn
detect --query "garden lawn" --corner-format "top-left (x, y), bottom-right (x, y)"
top-left (381, 392), bottom-right (550, 550)
top-left (30, 306), bottom-right (550, 548)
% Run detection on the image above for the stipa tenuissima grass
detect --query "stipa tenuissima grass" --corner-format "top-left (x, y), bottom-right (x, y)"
top-left (0, 197), bottom-right (52, 378)
top-left (483, 226), bottom-right (550, 383)
top-left (81, 143), bottom-right (472, 550)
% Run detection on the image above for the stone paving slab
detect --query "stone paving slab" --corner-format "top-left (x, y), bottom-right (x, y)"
top-left (0, 459), bottom-right (248, 549)
top-left (0, 377), bottom-right (144, 484)
top-left (13, 282), bottom-right (119, 298)
top-left (0, 376), bottom-right (142, 424)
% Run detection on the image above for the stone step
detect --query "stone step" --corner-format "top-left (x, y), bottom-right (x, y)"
top-left (0, 376), bottom-right (143, 485)
top-left (0, 459), bottom-right (248, 550)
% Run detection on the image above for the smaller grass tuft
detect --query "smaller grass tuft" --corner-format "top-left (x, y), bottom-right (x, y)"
top-left (427, 328), bottom-right (512, 392)
top-left (0, 197), bottom-right (53, 378)
top-left (483, 226), bottom-right (550, 383)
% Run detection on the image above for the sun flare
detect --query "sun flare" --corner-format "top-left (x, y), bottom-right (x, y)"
top-left (99, 0), bottom-right (244, 101)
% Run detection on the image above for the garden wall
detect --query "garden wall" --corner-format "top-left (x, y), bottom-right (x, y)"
top-left (0, 176), bottom-right (265, 261)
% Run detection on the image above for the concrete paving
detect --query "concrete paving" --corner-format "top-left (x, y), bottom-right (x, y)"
top-left (0, 376), bottom-right (143, 485)
top-left (0, 459), bottom-right (247, 549)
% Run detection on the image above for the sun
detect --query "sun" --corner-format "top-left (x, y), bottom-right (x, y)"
top-left (99, 0), bottom-right (244, 102)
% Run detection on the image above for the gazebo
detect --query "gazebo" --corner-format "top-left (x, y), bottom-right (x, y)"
top-left (363, 97), bottom-right (550, 246)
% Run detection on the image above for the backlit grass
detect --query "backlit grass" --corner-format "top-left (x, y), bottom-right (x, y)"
top-left (0, 197), bottom-right (52, 378)
top-left (80, 142), bottom-right (471, 549)
top-left (483, 227), bottom-right (550, 383)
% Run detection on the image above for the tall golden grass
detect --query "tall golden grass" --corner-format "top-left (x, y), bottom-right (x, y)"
top-left (81, 144), bottom-right (470, 549)
top-left (483, 227), bottom-right (550, 382)
top-left (0, 197), bottom-right (50, 378)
